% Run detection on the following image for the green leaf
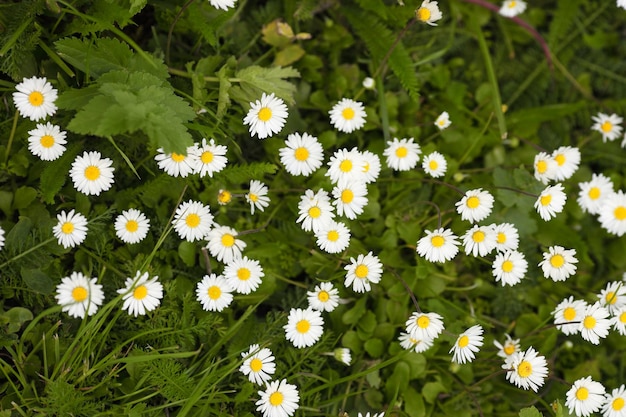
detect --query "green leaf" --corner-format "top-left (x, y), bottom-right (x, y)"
top-left (422, 381), bottom-right (446, 404)
top-left (364, 338), bottom-right (384, 358)
top-left (12, 186), bottom-right (37, 210)
top-left (215, 163), bottom-right (278, 185)
top-left (216, 65), bottom-right (232, 119)
top-left (232, 65), bottom-right (300, 105)
top-left (385, 361), bottom-right (410, 398)
top-left (342, 296), bottom-right (367, 325)
top-left (21, 268), bottom-right (54, 294)
top-left (40, 142), bottom-right (82, 204)
top-left (404, 387), bottom-right (426, 417)
top-left (5, 216), bottom-right (33, 248)
top-left (178, 241), bottom-right (197, 267)
top-left (519, 406), bottom-right (543, 417)
top-left (2, 307), bottom-right (33, 334)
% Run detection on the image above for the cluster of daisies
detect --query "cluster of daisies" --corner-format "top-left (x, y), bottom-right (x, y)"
top-left (565, 379), bottom-right (626, 417)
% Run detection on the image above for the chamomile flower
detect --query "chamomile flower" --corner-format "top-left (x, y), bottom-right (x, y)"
top-left (450, 325), bottom-right (484, 364)
top-left (344, 252), bottom-right (383, 293)
top-left (193, 138), bottom-right (228, 178)
top-left (399, 332), bottom-right (434, 353)
top-left (598, 281), bottom-right (626, 315)
top-left (551, 146), bottom-right (581, 181)
top-left (114, 209), bottom-right (150, 244)
top-left (565, 377), bottom-right (606, 417)
top-left (333, 348), bottom-right (352, 365)
top-left (69, 151), bottom-right (115, 196)
top-left (612, 306), bottom-right (626, 336)
top-left (246, 180), bottom-right (270, 215)
top-left (243, 92), bottom-right (288, 139)
top-left (493, 223), bottom-right (520, 252)
top-left (223, 256), bottom-right (264, 294)
top-left (456, 188), bottom-right (494, 223)
top-left (383, 137), bottom-right (421, 171)
top-left (499, 0), bottom-right (527, 17)
top-left (416, 0), bottom-right (443, 26)
top-left (315, 220), bottom-right (350, 254)
top-left (173, 200), bottom-right (214, 242)
top-left (332, 180), bottom-right (368, 220)
top-left (579, 302), bottom-right (611, 345)
top-left (533, 152), bottom-right (558, 184)
top-left (307, 282), bottom-right (340, 312)
top-left (535, 183), bottom-right (566, 221)
top-left (217, 189), bottom-right (232, 205)
top-left (504, 347), bottom-right (548, 392)
top-left (539, 246), bottom-right (578, 282)
top-left (53, 209), bottom-right (88, 248)
top-left (592, 112), bottom-right (623, 142)
top-left (296, 189), bottom-right (335, 232)
top-left (577, 173), bottom-right (614, 215)
top-left (434, 111), bottom-right (451, 129)
top-left (422, 151), bottom-right (447, 178)
top-left (117, 271), bottom-right (163, 317)
top-left (416, 227), bottom-right (460, 263)
top-left (209, 0), bottom-right (237, 11)
top-left (462, 225), bottom-right (497, 257)
top-left (602, 385), bottom-right (626, 417)
top-left (196, 273), bottom-right (233, 312)
top-left (279, 132), bottom-right (324, 176)
top-left (13, 76), bottom-right (58, 121)
top-left (405, 311), bottom-right (445, 341)
top-left (284, 308), bottom-right (324, 348)
top-left (240, 344), bottom-right (276, 385)
top-left (619, 0), bottom-right (626, 10)
top-left (206, 225), bottom-right (246, 263)
top-left (154, 146), bottom-right (199, 178)
top-left (55, 272), bottom-right (104, 319)
top-left (27, 122), bottom-right (66, 161)
top-left (256, 379), bottom-right (300, 417)
top-left (494, 334), bottom-right (521, 365)
top-left (326, 148), bottom-right (366, 185)
top-left (598, 190), bottom-right (626, 237)
top-left (329, 98), bottom-right (367, 133)
top-left (360, 150), bottom-right (381, 184)
top-left (492, 250), bottom-right (528, 286)
top-left (553, 297), bottom-right (588, 336)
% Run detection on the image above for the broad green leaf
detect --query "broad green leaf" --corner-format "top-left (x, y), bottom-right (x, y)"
top-left (2, 307), bottom-right (33, 334)
top-left (364, 338), bottom-right (384, 358)
top-left (422, 381), bottom-right (446, 404)
top-left (178, 241), bottom-right (197, 267)
top-left (519, 406), bottom-right (543, 417)
top-left (40, 142), bottom-right (82, 204)
top-left (12, 186), bottom-right (37, 210)
top-left (5, 216), bottom-right (33, 248)
top-left (232, 65), bottom-right (300, 105)
top-left (404, 387), bottom-right (426, 417)
top-left (342, 296), bottom-right (367, 325)
top-left (385, 361), bottom-right (410, 398)
top-left (21, 268), bottom-right (54, 294)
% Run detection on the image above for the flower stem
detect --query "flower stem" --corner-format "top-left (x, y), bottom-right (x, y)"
top-left (4, 111), bottom-right (19, 165)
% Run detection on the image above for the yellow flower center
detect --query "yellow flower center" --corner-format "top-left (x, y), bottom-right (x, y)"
top-left (417, 315), bottom-right (430, 328)
top-left (327, 230), bottom-right (339, 242)
top-left (208, 285), bottom-right (221, 300)
top-left (222, 233), bottom-right (235, 247)
top-left (84, 165), bottom-right (101, 181)
top-left (355, 264), bottom-right (369, 279)
top-left (342, 107), bottom-right (355, 120)
top-left (125, 220), bottom-right (139, 232)
top-left (341, 189), bottom-right (354, 204)
top-left (186, 213), bottom-right (200, 228)
top-left (588, 187), bottom-right (601, 200)
top-left (502, 260), bottom-right (514, 273)
top-left (133, 285), bottom-right (148, 300)
top-left (395, 146), bottom-right (408, 158)
top-left (429, 160), bottom-right (438, 170)
top-left (613, 398), bottom-right (625, 411)
top-left (296, 319), bottom-right (310, 333)
top-left (250, 358), bottom-right (263, 373)
top-left (472, 230), bottom-right (485, 243)
top-left (540, 194), bottom-right (552, 206)
top-left (40, 135), bottom-right (55, 148)
top-left (416, 7), bottom-right (431, 22)
top-left (269, 391), bottom-right (284, 406)
top-left (237, 268), bottom-right (251, 281)
top-left (621, 311), bottom-right (626, 324)
top-left (258, 107), bottom-right (272, 122)
top-left (497, 232), bottom-right (506, 244)
top-left (249, 193), bottom-right (259, 202)
top-left (72, 286), bottom-right (88, 302)
top-left (466, 196), bottom-right (480, 209)
top-left (517, 360), bottom-right (532, 377)
top-left (171, 152), bottom-right (186, 162)
top-left (458, 335), bottom-right (469, 348)
top-left (318, 290), bottom-right (329, 302)
top-left (601, 121), bottom-right (613, 133)
top-left (308, 206), bottom-right (321, 218)
top-left (508, 1), bottom-right (517, 8)
top-left (554, 154), bottom-right (566, 166)
top-left (363, 162), bottom-right (370, 173)
top-left (583, 315), bottom-right (596, 329)
top-left (504, 343), bottom-right (516, 356)
top-left (431, 235), bottom-right (445, 247)
top-left (28, 91), bottom-right (44, 106)
top-left (550, 254), bottom-right (564, 268)
top-left (576, 387), bottom-right (589, 401)
top-left (536, 160), bottom-right (547, 174)
top-left (339, 159), bottom-right (353, 172)
top-left (615, 206), bottom-right (626, 220)
top-left (605, 291), bottom-right (616, 305)
top-left (294, 147), bottom-right (309, 161)
top-left (563, 307), bottom-right (576, 321)
top-left (201, 151), bottom-right (214, 164)
top-left (218, 190), bottom-right (232, 204)
top-left (61, 222), bottom-right (74, 234)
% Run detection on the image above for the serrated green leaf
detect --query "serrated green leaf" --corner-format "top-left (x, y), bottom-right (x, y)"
top-left (233, 65), bottom-right (300, 105)
top-left (56, 85), bottom-right (100, 110)
top-left (215, 163), bottom-right (278, 185)
top-left (217, 65), bottom-right (232, 119)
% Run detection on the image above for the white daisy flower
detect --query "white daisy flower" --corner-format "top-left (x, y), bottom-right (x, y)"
top-left (358, 413), bottom-right (385, 417)
top-left (13, 76), bottom-right (58, 121)
top-left (598, 281), bottom-right (626, 315)
top-left (462, 224), bottom-right (497, 257)
top-left (499, 0), bottom-right (527, 17)
top-left (173, 200), bottom-right (214, 242)
top-left (493, 223), bottom-right (520, 252)
top-left (565, 376), bottom-right (606, 417)
top-left (539, 246), bottom-right (578, 282)
top-left (53, 209), bottom-right (88, 248)
top-left (193, 138), bottom-right (227, 178)
top-left (69, 151), bottom-right (115, 196)
top-left (205, 225), bottom-right (246, 263)
top-left (504, 347), bottom-right (548, 392)
top-left (332, 180), bottom-right (368, 220)
top-left (344, 251), bottom-right (383, 293)
top-left (217, 189), bottom-right (232, 206)
top-left (405, 311), bottom-right (445, 341)
top-left (612, 306), bottom-right (626, 336)
top-left (196, 273), bottom-right (234, 312)
top-left (494, 334), bottom-right (521, 366)
top-left (456, 188), bottom-right (494, 223)
top-left (55, 272), bottom-right (104, 319)
top-left (27, 122), bottom-right (67, 161)
top-left (326, 148), bottom-right (366, 185)
top-left (553, 296), bottom-right (588, 336)
top-left (279, 132), bottom-right (324, 176)
top-left (416, 0), bottom-right (443, 26)
top-left (240, 344), bottom-right (276, 385)
top-left (256, 379), bottom-right (299, 417)
top-left (535, 183), bottom-right (566, 221)
top-left (577, 173), bottom-right (614, 215)
top-left (333, 347), bottom-right (352, 365)
top-left (117, 271), bottom-right (163, 317)
top-left (243, 92), bottom-right (288, 139)
top-left (591, 112), bottom-right (623, 142)
top-left (208, 0), bottom-right (236, 11)
top-left (422, 151), bottom-right (447, 178)
top-left (329, 98), bottom-right (367, 133)
top-left (246, 180), bottom-right (270, 215)
top-left (492, 250), bottom-right (527, 286)
top-left (450, 325), bottom-right (484, 364)
top-left (296, 189), bottom-right (335, 233)
top-left (223, 256), bottom-right (264, 294)
top-left (360, 150), bottom-right (381, 184)
top-left (598, 190), bottom-right (626, 237)
top-left (114, 209), bottom-right (150, 244)
top-left (284, 308), bottom-right (324, 348)
top-left (579, 302), bottom-right (611, 345)
top-left (551, 146), bottom-right (581, 181)
top-left (602, 385), bottom-right (626, 417)
top-left (154, 146), bottom-right (199, 178)
top-left (307, 282), bottom-right (339, 312)
top-left (533, 151), bottom-right (558, 184)
top-left (619, 0), bottom-right (626, 10)
top-left (315, 220), bottom-right (350, 254)
top-left (416, 227), bottom-right (460, 263)
top-left (383, 137), bottom-right (421, 171)
top-left (399, 332), bottom-right (435, 353)
top-left (434, 111), bottom-right (451, 130)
